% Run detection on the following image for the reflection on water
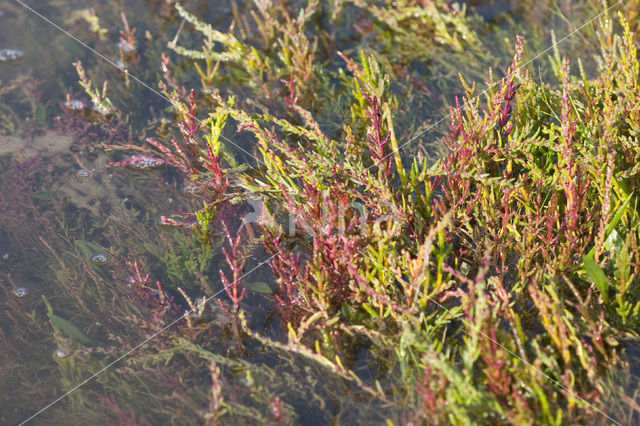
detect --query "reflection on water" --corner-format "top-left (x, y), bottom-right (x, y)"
top-left (0, 48), bottom-right (24, 62)
top-left (0, 0), bottom-right (629, 424)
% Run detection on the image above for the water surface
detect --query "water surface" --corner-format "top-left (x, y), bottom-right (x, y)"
top-left (0, 0), bottom-right (623, 424)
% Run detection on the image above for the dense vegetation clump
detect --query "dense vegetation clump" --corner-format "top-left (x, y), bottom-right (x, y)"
top-left (3, 1), bottom-right (640, 424)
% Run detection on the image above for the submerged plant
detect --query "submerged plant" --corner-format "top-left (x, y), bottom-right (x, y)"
top-left (14, 0), bottom-right (640, 425)
top-left (150, 5), bottom-right (640, 423)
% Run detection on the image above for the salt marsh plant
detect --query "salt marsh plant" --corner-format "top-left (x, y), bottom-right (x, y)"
top-left (8, 0), bottom-right (640, 424)
top-left (125, 2), bottom-right (640, 423)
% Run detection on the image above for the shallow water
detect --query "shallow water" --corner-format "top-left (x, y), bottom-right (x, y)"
top-left (0, 0), bottom-right (627, 424)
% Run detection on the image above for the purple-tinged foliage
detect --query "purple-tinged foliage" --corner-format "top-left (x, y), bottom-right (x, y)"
top-left (47, 1), bottom-right (640, 424)
top-left (362, 88), bottom-right (392, 179)
top-left (218, 221), bottom-right (247, 316)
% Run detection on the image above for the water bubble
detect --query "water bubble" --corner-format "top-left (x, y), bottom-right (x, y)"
top-left (183, 183), bottom-right (203, 196)
top-left (63, 99), bottom-right (85, 111)
top-left (91, 103), bottom-right (113, 116)
top-left (237, 372), bottom-right (254, 387)
top-left (0, 48), bottom-right (25, 62)
top-left (12, 287), bottom-right (29, 298)
top-left (90, 253), bottom-right (109, 264)
top-left (54, 349), bottom-right (72, 358)
top-left (75, 169), bottom-right (92, 180)
top-left (117, 40), bottom-right (137, 53)
top-left (129, 156), bottom-right (164, 170)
